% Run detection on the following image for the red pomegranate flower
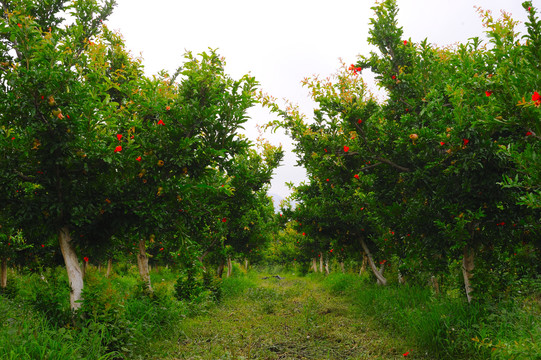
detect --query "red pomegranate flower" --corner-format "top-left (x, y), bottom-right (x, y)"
top-left (463, 139), bottom-right (470, 145)
top-left (344, 145), bottom-right (350, 152)
top-left (349, 64), bottom-right (362, 74)
top-left (532, 91), bottom-right (541, 106)
top-left (354, 174), bottom-right (360, 179)
top-left (114, 145), bottom-right (122, 153)
top-left (83, 257), bottom-right (89, 262)
top-left (136, 156), bottom-right (142, 161)
top-left (157, 119), bottom-right (165, 126)
top-left (403, 40), bottom-right (408, 45)
top-left (485, 91), bottom-right (493, 97)
top-left (117, 134), bottom-right (122, 141)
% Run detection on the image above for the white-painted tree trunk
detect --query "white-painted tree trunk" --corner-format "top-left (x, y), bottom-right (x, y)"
top-left (311, 258), bottom-right (317, 272)
top-left (1, 258), bottom-right (7, 289)
top-left (319, 253), bottom-right (323, 273)
top-left (137, 239), bottom-right (152, 292)
top-left (58, 226), bottom-right (84, 311)
top-left (244, 258), bottom-right (249, 270)
top-left (359, 253), bottom-right (367, 276)
top-left (340, 262), bottom-right (345, 273)
top-left (376, 263), bottom-right (386, 285)
top-left (217, 261), bottom-right (225, 278)
top-left (360, 238), bottom-right (387, 285)
top-left (430, 275), bottom-right (440, 294)
top-left (106, 258), bottom-right (112, 278)
top-left (462, 246), bottom-right (475, 303)
top-left (226, 256), bottom-right (232, 278)
top-left (324, 257), bottom-right (330, 275)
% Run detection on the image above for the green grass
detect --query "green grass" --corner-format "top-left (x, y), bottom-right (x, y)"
top-left (1, 265), bottom-right (538, 359)
top-left (165, 270), bottom-right (417, 359)
top-left (321, 272), bottom-right (541, 360)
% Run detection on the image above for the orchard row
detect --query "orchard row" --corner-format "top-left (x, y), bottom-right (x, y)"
top-left (268, 0), bottom-right (540, 302)
top-left (0, 0), bottom-right (282, 310)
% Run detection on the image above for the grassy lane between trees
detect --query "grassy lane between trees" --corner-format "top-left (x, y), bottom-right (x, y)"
top-left (159, 270), bottom-right (425, 360)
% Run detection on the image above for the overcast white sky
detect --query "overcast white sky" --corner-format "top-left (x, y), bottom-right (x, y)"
top-left (106, 0), bottom-right (532, 199)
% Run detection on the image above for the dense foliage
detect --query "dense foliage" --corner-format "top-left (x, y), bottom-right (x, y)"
top-left (0, 0), bottom-right (281, 306)
top-left (265, 0), bottom-right (540, 302)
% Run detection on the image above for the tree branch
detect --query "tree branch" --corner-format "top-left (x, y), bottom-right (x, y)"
top-left (374, 156), bottom-right (411, 172)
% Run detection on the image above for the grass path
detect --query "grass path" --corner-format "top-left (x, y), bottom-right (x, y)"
top-left (161, 273), bottom-right (419, 360)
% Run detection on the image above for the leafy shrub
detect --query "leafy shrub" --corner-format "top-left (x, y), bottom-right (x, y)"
top-left (202, 269), bottom-right (222, 301)
top-left (174, 266), bottom-right (202, 302)
top-left (0, 296), bottom-right (86, 359)
top-left (175, 266), bottom-right (224, 303)
top-left (79, 271), bottom-right (135, 356)
top-left (24, 267), bottom-right (71, 327)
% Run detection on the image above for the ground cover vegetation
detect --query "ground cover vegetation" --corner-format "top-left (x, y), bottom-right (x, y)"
top-left (0, 0), bottom-right (539, 359)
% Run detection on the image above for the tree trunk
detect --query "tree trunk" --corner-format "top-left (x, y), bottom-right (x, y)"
top-left (97, 263), bottom-right (101, 272)
top-left (462, 245), bottom-right (475, 303)
top-left (106, 258), bottom-right (113, 278)
top-left (360, 238), bottom-right (387, 285)
top-left (217, 260), bottom-right (225, 278)
top-left (311, 258), bottom-right (317, 272)
top-left (1, 258), bottom-right (7, 289)
top-left (244, 258), bottom-right (249, 270)
top-left (137, 239), bottom-right (152, 292)
top-left (376, 263), bottom-right (386, 285)
top-left (431, 275), bottom-right (440, 294)
top-left (226, 256), bottom-right (232, 278)
top-left (340, 262), bottom-right (345, 273)
top-left (58, 226), bottom-right (84, 311)
top-left (324, 257), bottom-right (330, 275)
top-left (359, 253), bottom-right (367, 275)
top-left (319, 253), bottom-right (323, 273)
